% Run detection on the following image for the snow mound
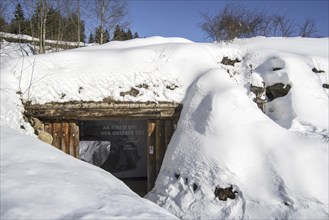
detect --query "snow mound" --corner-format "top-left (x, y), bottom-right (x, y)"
top-left (0, 127), bottom-right (177, 219)
top-left (146, 69), bottom-right (328, 219)
top-left (1, 36), bottom-right (328, 219)
top-left (106, 36), bottom-right (193, 49)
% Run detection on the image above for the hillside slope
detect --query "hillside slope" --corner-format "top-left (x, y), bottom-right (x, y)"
top-left (1, 36), bottom-right (328, 219)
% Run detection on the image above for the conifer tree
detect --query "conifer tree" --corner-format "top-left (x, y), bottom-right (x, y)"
top-left (112, 24), bottom-right (124, 41)
top-left (88, 32), bottom-right (94, 43)
top-left (95, 26), bottom-right (109, 43)
top-left (133, 32), bottom-right (139, 39)
top-left (125, 28), bottom-right (133, 40)
top-left (10, 3), bottom-right (28, 35)
top-left (0, 16), bottom-right (9, 32)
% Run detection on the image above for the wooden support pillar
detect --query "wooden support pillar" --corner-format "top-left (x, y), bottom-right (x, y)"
top-left (69, 123), bottom-right (79, 158)
top-left (155, 120), bottom-right (165, 179)
top-left (53, 122), bottom-right (62, 149)
top-left (61, 122), bottom-right (69, 154)
top-left (147, 121), bottom-right (156, 191)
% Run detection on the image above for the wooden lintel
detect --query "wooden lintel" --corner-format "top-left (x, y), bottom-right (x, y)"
top-left (24, 101), bottom-right (182, 120)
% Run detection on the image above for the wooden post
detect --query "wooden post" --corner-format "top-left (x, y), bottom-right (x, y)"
top-left (155, 120), bottom-right (165, 179)
top-left (73, 123), bottom-right (80, 158)
top-left (68, 123), bottom-right (77, 157)
top-left (61, 122), bottom-right (69, 154)
top-left (53, 122), bottom-right (62, 149)
top-left (147, 121), bottom-right (156, 191)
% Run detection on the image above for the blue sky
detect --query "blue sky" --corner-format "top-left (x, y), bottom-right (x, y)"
top-left (128, 0), bottom-right (329, 42)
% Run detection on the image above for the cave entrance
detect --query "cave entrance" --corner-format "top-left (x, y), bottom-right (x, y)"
top-left (24, 101), bottom-right (182, 196)
top-left (79, 120), bottom-right (148, 196)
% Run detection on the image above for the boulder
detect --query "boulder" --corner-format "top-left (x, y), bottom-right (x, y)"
top-left (214, 185), bottom-right (238, 201)
top-left (266, 83), bottom-right (291, 101)
top-left (221, 57), bottom-right (241, 66)
top-left (37, 130), bottom-right (53, 145)
top-left (250, 83), bottom-right (266, 112)
top-left (31, 117), bottom-right (43, 130)
top-left (120, 88), bottom-right (139, 97)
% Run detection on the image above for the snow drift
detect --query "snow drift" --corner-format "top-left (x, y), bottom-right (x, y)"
top-left (146, 68), bottom-right (328, 219)
top-left (1, 36), bottom-right (328, 219)
top-left (0, 127), bottom-right (177, 219)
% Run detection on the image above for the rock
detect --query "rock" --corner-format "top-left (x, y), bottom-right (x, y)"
top-left (272, 67), bottom-right (283, 71)
top-left (136, 83), bottom-right (149, 89)
top-left (102, 96), bottom-right (115, 103)
top-left (37, 130), bottom-right (53, 144)
top-left (221, 57), bottom-right (241, 66)
top-left (266, 83), bottom-right (291, 101)
top-left (250, 83), bottom-right (266, 112)
top-left (166, 83), bottom-right (179, 90)
top-left (120, 88), bottom-right (139, 97)
top-left (214, 185), bottom-right (238, 201)
top-left (323, 84), bottom-right (329, 89)
top-left (312, 67), bottom-right (325, 73)
top-left (31, 117), bottom-right (43, 130)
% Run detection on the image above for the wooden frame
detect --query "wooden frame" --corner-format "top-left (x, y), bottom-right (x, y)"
top-left (25, 101), bottom-right (182, 192)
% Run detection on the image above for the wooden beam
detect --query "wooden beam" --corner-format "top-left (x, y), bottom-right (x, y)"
top-left (53, 122), bottom-right (62, 149)
top-left (24, 101), bottom-right (182, 120)
top-left (61, 123), bottom-right (69, 154)
top-left (155, 120), bottom-right (165, 179)
top-left (147, 121), bottom-right (156, 191)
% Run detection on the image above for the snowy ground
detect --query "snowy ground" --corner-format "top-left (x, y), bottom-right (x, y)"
top-left (1, 36), bottom-right (328, 219)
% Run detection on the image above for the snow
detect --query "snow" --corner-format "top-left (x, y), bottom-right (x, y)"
top-left (146, 69), bottom-right (328, 219)
top-left (1, 128), bottom-right (177, 219)
top-left (0, 32), bottom-right (85, 47)
top-left (1, 34), bottom-right (328, 219)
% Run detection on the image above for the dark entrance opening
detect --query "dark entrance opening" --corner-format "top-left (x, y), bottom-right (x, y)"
top-left (24, 101), bottom-right (182, 196)
top-left (79, 120), bottom-right (148, 196)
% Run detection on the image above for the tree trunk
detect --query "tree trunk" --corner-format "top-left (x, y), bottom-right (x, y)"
top-left (100, 0), bottom-right (105, 44)
top-left (77, 0), bottom-right (81, 47)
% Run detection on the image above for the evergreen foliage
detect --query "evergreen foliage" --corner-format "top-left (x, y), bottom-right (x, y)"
top-left (133, 32), bottom-right (139, 39)
top-left (10, 3), bottom-right (28, 35)
top-left (125, 29), bottom-right (132, 40)
top-left (112, 24), bottom-right (137, 41)
top-left (95, 26), bottom-right (109, 43)
top-left (3, 1), bottom-right (140, 47)
top-left (88, 33), bottom-right (94, 43)
top-left (113, 24), bottom-right (124, 41)
top-left (0, 16), bottom-right (9, 32)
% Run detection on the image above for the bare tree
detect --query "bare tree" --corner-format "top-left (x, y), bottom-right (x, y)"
top-left (270, 13), bottom-right (295, 37)
top-left (20, 0), bottom-right (37, 50)
top-left (200, 4), bottom-right (265, 41)
top-left (34, 0), bottom-right (50, 53)
top-left (94, 0), bottom-right (128, 44)
top-left (298, 18), bottom-right (318, 37)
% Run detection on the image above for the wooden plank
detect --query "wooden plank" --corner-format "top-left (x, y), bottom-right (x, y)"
top-left (147, 121), bottom-right (156, 191)
top-left (53, 122), bottom-right (62, 149)
top-left (155, 120), bottom-right (165, 179)
top-left (164, 120), bottom-right (174, 152)
top-left (73, 123), bottom-right (80, 158)
top-left (61, 122), bottom-right (69, 154)
top-left (24, 102), bottom-right (183, 120)
top-left (69, 123), bottom-right (75, 157)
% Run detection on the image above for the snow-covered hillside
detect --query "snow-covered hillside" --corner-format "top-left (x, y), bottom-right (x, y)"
top-left (1, 36), bottom-right (328, 219)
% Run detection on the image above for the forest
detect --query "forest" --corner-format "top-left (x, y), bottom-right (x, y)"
top-left (0, 0), bottom-right (319, 53)
top-left (0, 0), bottom-right (138, 53)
